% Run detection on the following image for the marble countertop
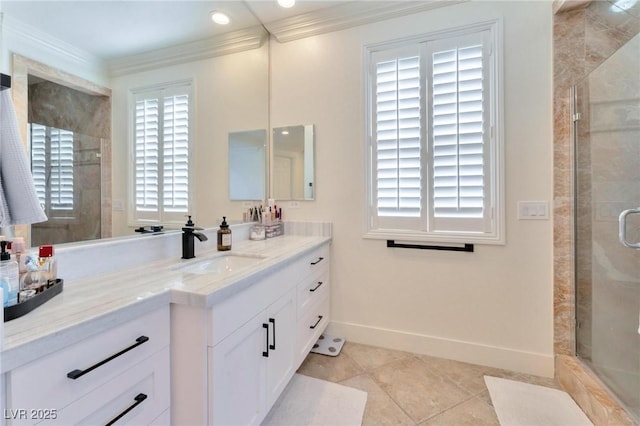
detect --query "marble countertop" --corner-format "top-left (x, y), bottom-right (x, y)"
top-left (1, 234), bottom-right (330, 372)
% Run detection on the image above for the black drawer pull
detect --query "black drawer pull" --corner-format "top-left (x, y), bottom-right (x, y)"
top-left (310, 315), bottom-right (323, 329)
top-left (309, 281), bottom-right (323, 292)
top-left (105, 393), bottom-right (147, 426)
top-left (67, 336), bottom-right (149, 380)
top-left (262, 323), bottom-right (269, 357)
top-left (269, 318), bottom-right (276, 350)
top-left (310, 257), bottom-right (324, 265)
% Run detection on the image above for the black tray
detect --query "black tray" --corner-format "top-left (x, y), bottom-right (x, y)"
top-left (4, 279), bottom-right (64, 322)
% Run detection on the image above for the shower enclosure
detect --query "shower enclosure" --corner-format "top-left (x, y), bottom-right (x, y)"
top-left (574, 33), bottom-right (640, 421)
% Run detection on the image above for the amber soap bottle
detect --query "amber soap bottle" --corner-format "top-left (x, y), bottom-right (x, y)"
top-left (217, 216), bottom-right (232, 251)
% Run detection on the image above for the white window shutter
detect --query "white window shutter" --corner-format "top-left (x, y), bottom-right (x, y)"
top-left (427, 30), bottom-right (493, 234)
top-left (374, 51), bottom-right (422, 220)
top-left (30, 123), bottom-right (75, 216)
top-left (365, 22), bottom-right (502, 244)
top-left (132, 82), bottom-right (192, 224)
top-left (135, 98), bottom-right (160, 217)
top-left (30, 124), bottom-right (47, 207)
top-left (162, 94), bottom-right (189, 214)
top-left (50, 128), bottom-right (74, 210)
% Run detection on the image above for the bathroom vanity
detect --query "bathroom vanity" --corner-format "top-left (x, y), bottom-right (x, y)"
top-left (0, 222), bottom-right (331, 425)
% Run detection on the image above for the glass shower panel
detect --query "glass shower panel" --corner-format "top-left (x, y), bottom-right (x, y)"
top-left (574, 34), bottom-right (640, 421)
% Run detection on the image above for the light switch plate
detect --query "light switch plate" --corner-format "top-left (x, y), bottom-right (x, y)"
top-left (517, 201), bottom-right (549, 220)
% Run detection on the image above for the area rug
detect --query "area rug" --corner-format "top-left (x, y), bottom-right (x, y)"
top-left (262, 374), bottom-right (368, 426)
top-left (485, 376), bottom-right (593, 426)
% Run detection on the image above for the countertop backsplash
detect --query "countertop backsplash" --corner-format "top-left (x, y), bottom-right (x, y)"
top-left (55, 221), bottom-right (331, 282)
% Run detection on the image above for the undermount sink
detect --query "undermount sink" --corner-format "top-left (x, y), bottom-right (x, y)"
top-left (178, 253), bottom-right (267, 275)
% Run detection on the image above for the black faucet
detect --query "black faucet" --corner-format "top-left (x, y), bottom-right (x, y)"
top-left (182, 216), bottom-right (208, 259)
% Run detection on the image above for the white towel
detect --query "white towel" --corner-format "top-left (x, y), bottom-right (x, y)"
top-left (0, 89), bottom-right (47, 226)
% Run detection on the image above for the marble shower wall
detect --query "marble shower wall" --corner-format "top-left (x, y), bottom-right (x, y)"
top-left (28, 79), bottom-right (110, 245)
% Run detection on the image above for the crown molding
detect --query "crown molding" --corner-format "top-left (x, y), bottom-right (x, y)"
top-left (108, 26), bottom-right (268, 77)
top-left (264, 0), bottom-right (468, 43)
top-left (2, 14), bottom-right (106, 76)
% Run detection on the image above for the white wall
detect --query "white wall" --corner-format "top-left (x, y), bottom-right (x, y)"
top-left (110, 44), bottom-right (269, 235)
top-left (269, 1), bottom-right (554, 376)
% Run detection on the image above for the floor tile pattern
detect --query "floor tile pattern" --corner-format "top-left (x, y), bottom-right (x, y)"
top-left (297, 342), bottom-right (561, 425)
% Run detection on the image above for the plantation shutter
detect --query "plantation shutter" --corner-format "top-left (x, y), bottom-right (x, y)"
top-left (30, 124), bottom-right (47, 207)
top-left (133, 83), bottom-right (191, 223)
top-left (135, 96), bottom-right (160, 219)
top-left (371, 46), bottom-right (424, 231)
top-left (50, 127), bottom-right (74, 210)
top-left (30, 123), bottom-right (74, 215)
top-left (365, 22), bottom-right (502, 244)
top-left (162, 93), bottom-right (189, 213)
top-left (427, 31), bottom-right (492, 233)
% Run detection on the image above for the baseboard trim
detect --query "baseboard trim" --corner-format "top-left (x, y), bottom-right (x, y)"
top-left (327, 320), bottom-right (554, 377)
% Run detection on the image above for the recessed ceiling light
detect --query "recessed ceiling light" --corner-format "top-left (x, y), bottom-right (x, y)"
top-left (210, 11), bottom-right (230, 25)
top-left (281, 130), bottom-right (289, 135)
top-left (277, 0), bottom-right (295, 8)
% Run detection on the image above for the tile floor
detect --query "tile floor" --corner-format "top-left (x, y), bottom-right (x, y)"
top-left (297, 342), bottom-right (561, 425)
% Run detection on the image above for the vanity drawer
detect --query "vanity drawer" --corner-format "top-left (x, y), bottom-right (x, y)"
top-left (297, 270), bottom-right (329, 319)
top-left (34, 346), bottom-right (170, 426)
top-left (295, 294), bottom-right (330, 366)
top-left (8, 306), bottom-right (170, 416)
top-left (300, 244), bottom-right (330, 278)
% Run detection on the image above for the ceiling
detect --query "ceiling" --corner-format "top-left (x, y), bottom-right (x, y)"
top-left (1, 1), bottom-right (458, 61)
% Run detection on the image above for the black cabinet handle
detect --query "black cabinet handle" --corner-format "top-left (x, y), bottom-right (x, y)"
top-left (67, 336), bottom-right (149, 380)
top-left (310, 257), bottom-right (324, 265)
top-left (262, 323), bottom-right (269, 357)
top-left (269, 318), bottom-right (276, 350)
top-left (310, 315), bottom-right (323, 329)
top-left (309, 281), bottom-right (323, 292)
top-left (105, 393), bottom-right (147, 426)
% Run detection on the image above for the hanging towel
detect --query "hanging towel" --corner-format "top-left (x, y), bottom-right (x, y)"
top-left (0, 89), bottom-right (47, 226)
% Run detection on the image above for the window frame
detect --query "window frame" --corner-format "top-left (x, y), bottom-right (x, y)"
top-left (364, 19), bottom-right (504, 245)
top-left (128, 79), bottom-right (194, 226)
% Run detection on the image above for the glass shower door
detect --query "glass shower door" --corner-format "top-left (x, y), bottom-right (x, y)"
top-left (574, 34), bottom-right (640, 421)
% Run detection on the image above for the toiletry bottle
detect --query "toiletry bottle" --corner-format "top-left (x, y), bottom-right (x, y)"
top-left (10, 237), bottom-right (27, 288)
top-left (0, 241), bottom-right (19, 307)
top-left (38, 245), bottom-right (57, 288)
top-left (217, 216), bottom-right (232, 251)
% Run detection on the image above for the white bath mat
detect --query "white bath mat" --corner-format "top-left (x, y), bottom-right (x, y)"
top-left (310, 333), bottom-right (345, 356)
top-left (262, 374), bottom-right (367, 426)
top-left (485, 376), bottom-right (593, 426)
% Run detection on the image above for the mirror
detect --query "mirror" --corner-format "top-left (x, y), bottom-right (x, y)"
top-left (272, 125), bottom-right (315, 200)
top-left (1, 1), bottom-right (269, 243)
top-left (229, 129), bottom-right (267, 201)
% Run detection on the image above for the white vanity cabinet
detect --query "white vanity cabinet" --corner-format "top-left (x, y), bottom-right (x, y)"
top-left (172, 241), bottom-right (330, 426)
top-left (210, 288), bottom-right (296, 425)
top-left (5, 306), bottom-right (170, 426)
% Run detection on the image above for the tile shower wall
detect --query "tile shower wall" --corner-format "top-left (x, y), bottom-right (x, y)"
top-left (553, 1), bottom-right (639, 424)
top-left (28, 79), bottom-right (110, 245)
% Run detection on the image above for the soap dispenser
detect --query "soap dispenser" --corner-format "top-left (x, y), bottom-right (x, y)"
top-left (0, 241), bottom-right (19, 307)
top-left (217, 216), bottom-right (232, 251)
